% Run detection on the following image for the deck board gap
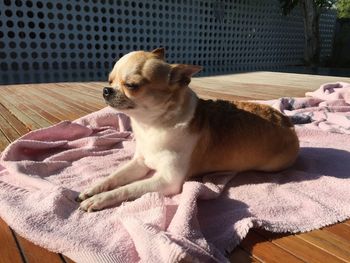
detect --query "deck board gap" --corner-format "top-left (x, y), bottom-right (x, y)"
top-left (252, 229), bottom-right (308, 263)
top-left (295, 234), bottom-right (350, 262)
top-left (0, 91), bottom-right (49, 129)
top-left (0, 103), bottom-right (31, 136)
top-left (10, 228), bottom-right (28, 263)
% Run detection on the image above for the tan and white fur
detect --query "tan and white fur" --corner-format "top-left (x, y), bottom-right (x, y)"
top-left (78, 48), bottom-right (299, 212)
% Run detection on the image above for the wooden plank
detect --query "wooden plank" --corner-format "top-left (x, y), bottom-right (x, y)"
top-left (0, 93), bottom-right (42, 130)
top-left (0, 89), bottom-right (52, 128)
top-left (15, 235), bottom-right (64, 263)
top-left (35, 85), bottom-right (102, 113)
top-left (191, 82), bottom-right (303, 100)
top-left (0, 218), bottom-right (24, 263)
top-left (229, 246), bottom-right (262, 263)
top-left (78, 82), bottom-right (108, 94)
top-left (0, 112), bottom-right (23, 142)
top-left (15, 86), bottom-right (81, 121)
top-left (344, 220), bottom-right (350, 227)
top-left (53, 83), bottom-right (105, 107)
top-left (0, 129), bottom-right (10, 151)
top-left (34, 86), bottom-right (96, 115)
top-left (240, 230), bottom-right (304, 263)
top-left (297, 229), bottom-right (350, 262)
top-left (194, 72), bottom-right (350, 91)
top-left (191, 72), bottom-right (350, 100)
top-left (60, 83), bottom-right (103, 99)
top-left (2, 87), bottom-right (60, 124)
top-left (256, 229), bottom-right (346, 263)
top-left (2, 83), bottom-right (91, 123)
top-left (0, 103), bottom-right (30, 136)
top-left (323, 223), bottom-right (350, 244)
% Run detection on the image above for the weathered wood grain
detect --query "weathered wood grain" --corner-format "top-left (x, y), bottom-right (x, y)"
top-left (0, 218), bottom-right (23, 263)
top-left (1, 72), bottom-right (350, 263)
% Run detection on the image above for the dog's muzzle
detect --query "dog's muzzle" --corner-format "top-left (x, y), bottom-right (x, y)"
top-left (103, 87), bottom-right (115, 99)
top-left (102, 87), bottom-right (135, 110)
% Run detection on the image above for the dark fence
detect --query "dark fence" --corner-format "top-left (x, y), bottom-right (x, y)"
top-left (0, 0), bottom-right (336, 84)
top-left (332, 18), bottom-right (350, 68)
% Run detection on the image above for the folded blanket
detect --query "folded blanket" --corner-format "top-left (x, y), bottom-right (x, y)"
top-left (1, 82), bottom-right (350, 263)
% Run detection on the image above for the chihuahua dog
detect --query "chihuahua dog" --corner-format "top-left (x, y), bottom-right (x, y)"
top-left (78, 48), bottom-right (299, 212)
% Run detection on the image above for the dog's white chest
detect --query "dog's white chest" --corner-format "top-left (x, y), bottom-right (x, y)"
top-left (132, 122), bottom-right (197, 170)
top-left (137, 127), bottom-right (168, 155)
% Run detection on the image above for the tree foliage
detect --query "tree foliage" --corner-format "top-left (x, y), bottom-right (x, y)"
top-left (337, 0), bottom-right (350, 18)
top-left (279, 0), bottom-right (299, 15)
top-left (278, 0), bottom-right (338, 66)
top-left (314, 0), bottom-right (336, 9)
top-left (279, 0), bottom-right (336, 15)
top-left (278, 0), bottom-right (350, 65)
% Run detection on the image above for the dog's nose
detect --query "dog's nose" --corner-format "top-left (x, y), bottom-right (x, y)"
top-left (103, 87), bottom-right (114, 98)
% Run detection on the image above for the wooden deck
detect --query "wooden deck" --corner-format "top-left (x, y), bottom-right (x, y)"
top-left (1, 71), bottom-right (350, 263)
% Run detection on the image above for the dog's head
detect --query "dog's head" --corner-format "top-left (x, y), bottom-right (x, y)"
top-left (103, 48), bottom-right (202, 121)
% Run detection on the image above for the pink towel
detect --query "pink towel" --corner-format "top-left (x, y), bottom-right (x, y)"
top-left (1, 82), bottom-right (350, 263)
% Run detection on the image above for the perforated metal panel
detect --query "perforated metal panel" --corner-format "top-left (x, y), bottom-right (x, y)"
top-left (319, 11), bottom-right (337, 59)
top-left (0, 0), bottom-right (336, 84)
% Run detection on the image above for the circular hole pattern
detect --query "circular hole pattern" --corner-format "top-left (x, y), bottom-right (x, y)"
top-left (0, 0), bottom-right (336, 84)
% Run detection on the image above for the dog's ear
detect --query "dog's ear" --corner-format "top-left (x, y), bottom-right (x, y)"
top-left (151, 47), bottom-right (165, 60)
top-left (169, 64), bottom-right (203, 86)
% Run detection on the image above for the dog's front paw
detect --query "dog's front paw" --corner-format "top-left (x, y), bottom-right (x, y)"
top-left (77, 182), bottom-right (111, 202)
top-left (79, 192), bottom-right (118, 212)
top-left (76, 188), bottom-right (95, 202)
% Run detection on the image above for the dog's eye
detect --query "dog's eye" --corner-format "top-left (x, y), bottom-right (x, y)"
top-left (125, 83), bottom-right (140, 90)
